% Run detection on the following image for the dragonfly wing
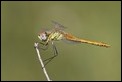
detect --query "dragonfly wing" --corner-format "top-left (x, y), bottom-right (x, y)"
top-left (52, 20), bottom-right (67, 30)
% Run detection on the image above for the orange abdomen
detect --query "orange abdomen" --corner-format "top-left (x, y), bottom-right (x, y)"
top-left (63, 33), bottom-right (110, 48)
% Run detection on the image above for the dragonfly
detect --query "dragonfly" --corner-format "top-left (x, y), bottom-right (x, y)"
top-left (38, 21), bottom-right (110, 66)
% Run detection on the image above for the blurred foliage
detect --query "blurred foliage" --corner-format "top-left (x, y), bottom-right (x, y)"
top-left (1, 1), bottom-right (121, 81)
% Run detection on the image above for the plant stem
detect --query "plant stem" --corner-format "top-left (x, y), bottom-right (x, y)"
top-left (34, 42), bottom-right (51, 81)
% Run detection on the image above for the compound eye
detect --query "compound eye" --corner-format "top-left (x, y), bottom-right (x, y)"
top-left (41, 33), bottom-right (47, 40)
top-left (39, 33), bottom-right (47, 41)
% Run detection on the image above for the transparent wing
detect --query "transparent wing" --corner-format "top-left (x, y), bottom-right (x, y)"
top-left (52, 20), bottom-right (67, 30)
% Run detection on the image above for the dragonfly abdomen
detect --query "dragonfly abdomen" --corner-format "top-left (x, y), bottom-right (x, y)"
top-left (78, 39), bottom-right (110, 48)
top-left (63, 33), bottom-right (110, 48)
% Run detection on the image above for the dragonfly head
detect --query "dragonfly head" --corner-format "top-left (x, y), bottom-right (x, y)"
top-left (38, 31), bottom-right (51, 41)
top-left (38, 32), bottom-right (47, 41)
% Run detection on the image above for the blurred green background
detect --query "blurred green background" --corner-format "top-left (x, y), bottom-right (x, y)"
top-left (1, 1), bottom-right (121, 81)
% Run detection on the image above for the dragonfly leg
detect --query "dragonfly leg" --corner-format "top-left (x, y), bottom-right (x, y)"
top-left (43, 41), bottom-right (58, 67)
top-left (38, 42), bottom-right (49, 50)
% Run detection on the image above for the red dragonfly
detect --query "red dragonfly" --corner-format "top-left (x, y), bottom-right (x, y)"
top-left (38, 21), bottom-right (110, 66)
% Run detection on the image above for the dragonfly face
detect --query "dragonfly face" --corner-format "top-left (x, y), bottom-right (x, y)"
top-left (38, 32), bottom-right (48, 41)
top-left (38, 30), bottom-right (53, 42)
